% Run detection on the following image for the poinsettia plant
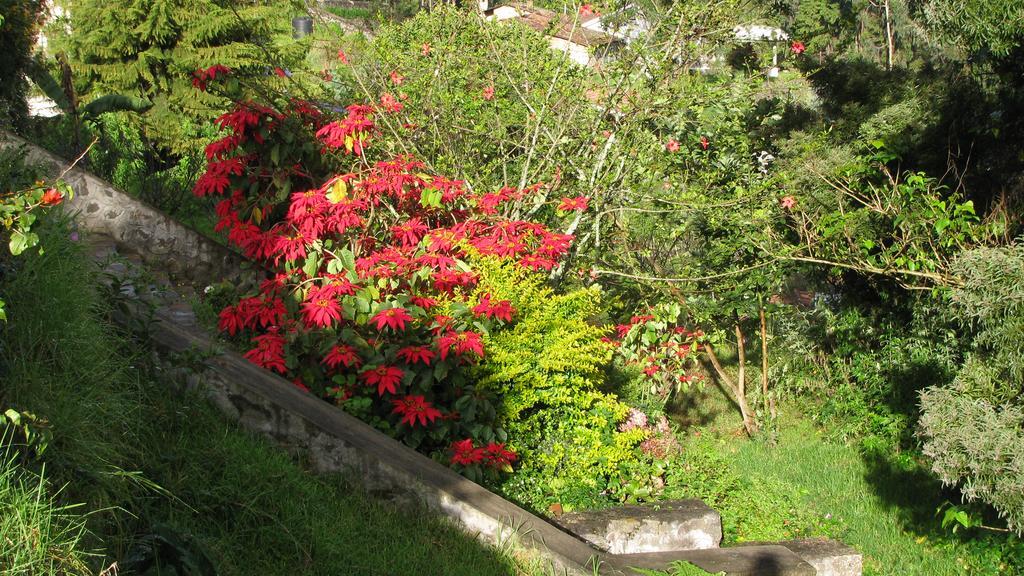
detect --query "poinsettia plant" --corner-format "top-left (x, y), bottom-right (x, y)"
top-left (612, 302), bottom-right (705, 408)
top-left (191, 65), bottom-right (577, 473)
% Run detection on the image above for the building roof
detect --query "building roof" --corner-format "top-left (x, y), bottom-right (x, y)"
top-left (502, 2), bottom-right (617, 47)
top-left (732, 24), bottom-right (790, 42)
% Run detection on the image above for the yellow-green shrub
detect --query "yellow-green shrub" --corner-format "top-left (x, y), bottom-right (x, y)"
top-left (467, 259), bottom-right (646, 511)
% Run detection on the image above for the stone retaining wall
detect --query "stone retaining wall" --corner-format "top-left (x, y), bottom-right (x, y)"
top-left (0, 132), bottom-right (258, 289)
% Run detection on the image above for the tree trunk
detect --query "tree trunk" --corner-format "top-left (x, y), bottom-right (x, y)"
top-left (704, 334), bottom-right (758, 437)
top-left (884, 0), bottom-right (894, 70)
top-left (733, 323), bottom-right (757, 435)
top-left (759, 301), bottom-right (776, 421)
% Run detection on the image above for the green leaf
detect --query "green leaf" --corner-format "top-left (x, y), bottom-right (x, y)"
top-left (9, 230), bottom-right (38, 256)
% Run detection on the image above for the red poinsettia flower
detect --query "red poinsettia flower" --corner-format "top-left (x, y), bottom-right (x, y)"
top-left (323, 344), bottom-right (362, 370)
top-left (218, 305), bottom-right (245, 335)
top-left (397, 345), bottom-right (436, 366)
top-left (300, 285), bottom-right (343, 328)
top-left (438, 330), bottom-right (485, 361)
top-left (360, 365), bottom-right (405, 396)
top-left (557, 196), bottom-right (589, 212)
top-left (665, 139), bottom-right (680, 153)
top-left (390, 218), bottom-right (429, 247)
top-left (390, 70), bottom-right (405, 85)
top-left (410, 295), bottom-right (438, 310)
top-left (482, 85), bottom-right (495, 101)
top-left (790, 41), bottom-right (806, 55)
top-left (337, 49), bottom-right (349, 64)
top-left (518, 254), bottom-right (556, 271)
top-left (700, 136), bottom-right (710, 150)
top-left (472, 294), bottom-right (515, 322)
top-left (40, 188), bottom-right (63, 205)
top-left (191, 64), bottom-right (230, 91)
top-left (370, 306), bottom-right (414, 331)
top-left (391, 395), bottom-right (443, 427)
top-left (244, 330), bottom-right (287, 374)
top-left (450, 439), bottom-right (485, 466)
top-left (482, 442), bottom-right (518, 469)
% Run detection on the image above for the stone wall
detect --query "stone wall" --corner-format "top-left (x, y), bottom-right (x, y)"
top-left (0, 132), bottom-right (259, 289)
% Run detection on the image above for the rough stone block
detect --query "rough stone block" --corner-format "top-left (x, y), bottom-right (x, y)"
top-left (556, 499), bottom-right (722, 554)
top-left (607, 545), bottom-right (816, 576)
top-left (768, 539), bottom-right (862, 576)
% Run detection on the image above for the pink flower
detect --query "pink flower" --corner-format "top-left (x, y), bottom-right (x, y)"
top-left (482, 85), bottom-right (495, 101)
top-left (579, 3), bottom-right (597, 17)
top-left (421, 43), bottom-right (432, 56)
top-left (700, 136), bottom-right (710, 150)
top-left (791, 41), bottom-right (806, 55)
top-left (337, 49), bottom-right (349, 64)
top-left (666, 138), bottom-right (680, 153)
top-left (780, 195), bottom-right (797, 209)
top-left (390, 70), bottom-right (405, 85)
top-left (380, 92), bottom-right (404, 113)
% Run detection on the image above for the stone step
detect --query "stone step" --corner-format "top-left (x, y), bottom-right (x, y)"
top-left (739, 539), bottom-right (862, 576)
top-left (606, 545), bottom-right (816, 576)
top-left (555, 499), bottom-right (722, 554)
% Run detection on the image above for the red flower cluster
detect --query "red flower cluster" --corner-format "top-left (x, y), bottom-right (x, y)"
top-left (449, 439), bottom-right (517, 469)
top-left (315, 104), bottom-right (376, 155)
top-left (192, 64), bottom-right (230, 91)
top-left (361, 365), bottom-right (405, 396)
top-left (558, 196), bottom-right (590, 212)
top-left (40, 188), bottom-right (63, 206)
top-left (192, 84), bottom-right (573, 475)
top-left (391, 395), bottom-right (442, 426)
top-left (472, 294), bottom-right (514, 322)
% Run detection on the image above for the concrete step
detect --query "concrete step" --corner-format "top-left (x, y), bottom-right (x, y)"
top-left (740, 539), bottom-right (862, 576)
top-left (555, 499), bottom-right (722, 554)
top-left (606, 545), bottom-right (815, 576)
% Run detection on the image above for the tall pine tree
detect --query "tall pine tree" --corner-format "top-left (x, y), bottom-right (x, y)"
top-left (55, 0), bottom-right (305, 154)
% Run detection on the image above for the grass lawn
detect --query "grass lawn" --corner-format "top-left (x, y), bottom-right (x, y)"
top-left (669, 377), bottom-right (1019, 575)
top-left (0, 216), bottom-right (543, 575)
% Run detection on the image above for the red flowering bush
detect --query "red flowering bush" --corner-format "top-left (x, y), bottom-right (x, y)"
top-left (192, 67), bottom-right (576, 467)
top-left (612, 302), bottom-right (705, 412)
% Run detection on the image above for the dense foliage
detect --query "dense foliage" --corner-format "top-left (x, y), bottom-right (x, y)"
top-left (5, 0), bottom-right (1024, 569)
top-left (0, 0), bottom-right (45, 131)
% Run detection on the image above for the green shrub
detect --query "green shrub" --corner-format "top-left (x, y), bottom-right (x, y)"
top-left (920, 243), bottom-right (1024, 533)
top-left (0, 0), bottom-right (44, 131)
top-left (468, 258), bottom-right (647, 510)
